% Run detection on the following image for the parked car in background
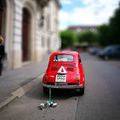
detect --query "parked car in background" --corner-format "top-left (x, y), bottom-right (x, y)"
top-left (42, 51), bottom-right (85, 95)
top-left (88, 47), bottom-right (102, 55)
top-left (97, 45), bottom-right (120, 60)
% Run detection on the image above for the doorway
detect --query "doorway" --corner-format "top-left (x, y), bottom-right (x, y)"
top-left (22, 8), bottom-right (31, 62)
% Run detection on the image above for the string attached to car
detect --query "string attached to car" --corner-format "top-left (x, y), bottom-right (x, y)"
top-left (38, 88), bottom-right (57, 110)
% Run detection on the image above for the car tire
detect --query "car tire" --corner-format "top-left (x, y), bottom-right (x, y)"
top-left (80, 87), bottom-right (84, 95)
top-left (76, 87), bottom-right (84, 96)
top-left (104, 56), bottom-right (109, 60)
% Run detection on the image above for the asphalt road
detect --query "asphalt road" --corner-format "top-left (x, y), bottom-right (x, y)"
top-left (76, 53), bottom-right (120, 120)
top-left (0, 53), bottom-right (120, 120)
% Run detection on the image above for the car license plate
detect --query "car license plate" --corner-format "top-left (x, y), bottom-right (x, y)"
top-left (56, 74), bottom-right (66, 82)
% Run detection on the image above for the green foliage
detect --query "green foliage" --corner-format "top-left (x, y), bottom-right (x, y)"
top-left (97, 25), bottom-right (111, 46)
top-left (97, 6), bottom-right (120, 46)
top-left (109, 7), bottom-right (120, 44)
top-left (78, 31), bottom-right (98, 45)
top-left (60, 6), bottom-right (120, 48)
top-left (60, 30), bottom-right (98, 48)
top-left (60, 30), bottom-right (77, 48)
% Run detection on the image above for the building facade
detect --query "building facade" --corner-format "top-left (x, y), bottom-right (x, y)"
top-left (0, 0), bottom-right (61, 69)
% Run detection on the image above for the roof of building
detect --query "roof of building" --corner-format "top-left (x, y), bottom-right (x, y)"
top-left (68, 25), bottom-right (98, 30)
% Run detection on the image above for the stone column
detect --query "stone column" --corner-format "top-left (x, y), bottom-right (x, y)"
top-left (35, 12), bottom-right (43, 61)
top-left (12, 0), bottom-right (23, 68)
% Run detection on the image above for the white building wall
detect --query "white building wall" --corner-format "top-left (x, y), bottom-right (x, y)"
top-left (35, 13), bottom-right (43, 61)
top-left (4, 0), bottom-right (60, 69)
top-left (12, 0), bottom-right (38, 68)
top-left (12, 0), bottom-right (23, 68)
top-left (5, 0), bottom-right (15, 69)
top-left (48, 0), bottom-right (61, 52)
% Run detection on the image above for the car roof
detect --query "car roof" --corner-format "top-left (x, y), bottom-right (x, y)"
top-left (50, 51), bottom-right (79, 56)
top-left (106, 45), bottom-right (120, 48)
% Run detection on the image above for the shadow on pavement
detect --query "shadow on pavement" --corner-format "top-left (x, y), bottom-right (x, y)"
top-left (26, 84), bottom-right (80, 101)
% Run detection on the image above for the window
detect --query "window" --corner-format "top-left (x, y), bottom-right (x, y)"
top-left (53, 54), bottom-right (74, 62)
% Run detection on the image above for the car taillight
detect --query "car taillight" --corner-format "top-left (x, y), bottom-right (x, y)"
top-left (43, 75), bottom-right (48, 83)
top-left (44, 75), bottom-right (48, 80)
top-left (49, 75), bottom-right (55, 78)
top-left (76, 75), bottom-right (80, 81)
top-left (80, 77), bottom-right (85, 87)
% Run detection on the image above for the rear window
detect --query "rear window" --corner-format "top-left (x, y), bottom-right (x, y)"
top-left (53, 54), bottom-right (74, 62)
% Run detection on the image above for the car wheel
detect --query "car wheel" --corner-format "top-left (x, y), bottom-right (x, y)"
top-left (76, 87), bottom-right (84, 96)
top-left (80, 88), bottom-right (84, 95)
top-left (104, 56), bottom-right (109, 60)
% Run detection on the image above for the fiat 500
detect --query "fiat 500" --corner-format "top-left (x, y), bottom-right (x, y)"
top-left (42, 51), bottom-right (85, 95)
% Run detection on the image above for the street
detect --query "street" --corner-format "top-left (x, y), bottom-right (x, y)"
top-left (0, 53), bottom-right (120, 120)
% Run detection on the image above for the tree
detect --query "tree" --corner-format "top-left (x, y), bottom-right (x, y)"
top-left (109, 6), bottom-right (120, 44)
top-left (78, 31), bottom-right (98, 46)
top-left (97, 24), bottom-right (111, 46)
top-left (97, 5), bottom-right (120, 46)
top-left (60, 30), bottom-right (77, 48)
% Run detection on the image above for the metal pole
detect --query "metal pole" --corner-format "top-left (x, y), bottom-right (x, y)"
top-left (49, 88), bottom-right (52, 103)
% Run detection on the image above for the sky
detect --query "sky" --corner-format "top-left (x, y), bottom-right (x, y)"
top-left (59, 0), bottom-right (120, 30)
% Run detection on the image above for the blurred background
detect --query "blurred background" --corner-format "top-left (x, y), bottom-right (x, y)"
top-left (60, 0), bottom-right (120, 60)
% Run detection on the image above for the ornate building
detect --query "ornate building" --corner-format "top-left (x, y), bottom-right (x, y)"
top-left (0, 0), bottom-right (61, 69)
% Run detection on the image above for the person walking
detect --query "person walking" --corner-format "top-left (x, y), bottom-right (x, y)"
top-left (0, 36), bottom-right (5, 76)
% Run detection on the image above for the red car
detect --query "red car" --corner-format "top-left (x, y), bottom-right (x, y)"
top-left (42, 51), bottom-right (85, 95)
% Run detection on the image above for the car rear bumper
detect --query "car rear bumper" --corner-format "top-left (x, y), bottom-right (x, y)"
top-left (42, 83), bottom-right (83, 89)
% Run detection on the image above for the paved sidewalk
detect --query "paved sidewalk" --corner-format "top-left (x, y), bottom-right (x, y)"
top-left (0, 54), bottom-right (49, 107)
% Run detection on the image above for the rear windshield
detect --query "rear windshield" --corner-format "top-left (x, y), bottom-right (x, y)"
top-left (53, 54), bottom-right (74, 62)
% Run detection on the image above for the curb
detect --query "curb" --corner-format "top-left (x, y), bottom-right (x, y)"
top-left (0, 74), bottom-right (44, 110)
